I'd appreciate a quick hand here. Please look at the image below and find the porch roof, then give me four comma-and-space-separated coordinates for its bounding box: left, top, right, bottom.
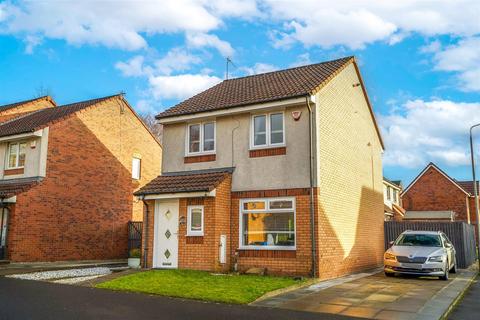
134, 167, 234, 196
0, 177, 43, 199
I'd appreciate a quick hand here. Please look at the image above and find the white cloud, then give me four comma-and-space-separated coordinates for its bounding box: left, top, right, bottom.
265, 0, 480, 49
148, 74, 221, 100
431, 37, 480, 92
0, 0, 239, 51
154, 48, 202, 75
23, 34, 42, 54
241, 63, 277, 75
115, 56, 149, 77
186, 33, 234, 57
420, 40, 442, 54
381, 99, 480, 168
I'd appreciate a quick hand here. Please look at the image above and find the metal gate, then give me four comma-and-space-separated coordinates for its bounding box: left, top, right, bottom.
0, 208, 9, 260
128, 221, 143, 255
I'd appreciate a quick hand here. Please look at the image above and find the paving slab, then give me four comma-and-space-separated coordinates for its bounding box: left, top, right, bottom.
252, 266, 478, 320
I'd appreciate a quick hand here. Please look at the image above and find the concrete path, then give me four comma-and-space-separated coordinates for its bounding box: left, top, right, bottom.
0, 277, 356, 320
449, 276, 480, 320
253, 269, 478, 320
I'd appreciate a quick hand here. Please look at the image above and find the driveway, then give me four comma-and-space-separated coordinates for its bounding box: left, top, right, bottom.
253, 269, 477, 320
0, 277, 355, 320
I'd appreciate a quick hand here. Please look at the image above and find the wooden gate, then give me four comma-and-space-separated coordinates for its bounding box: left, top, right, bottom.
384, 221, 477, 268
0, 208, 9, 260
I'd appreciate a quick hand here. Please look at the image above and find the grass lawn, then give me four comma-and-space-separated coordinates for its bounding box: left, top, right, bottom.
96, 269, 306, 304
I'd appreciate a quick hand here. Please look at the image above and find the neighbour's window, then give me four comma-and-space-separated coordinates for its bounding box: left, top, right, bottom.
387, 187, 391, 201
187, 122, 215, 154
252, 112, 284, 148
132, 157, 141, 180
393, 189, 398, 203
6, 141, 27, 169
240, 198, 295, 249
187, 205, 204, 236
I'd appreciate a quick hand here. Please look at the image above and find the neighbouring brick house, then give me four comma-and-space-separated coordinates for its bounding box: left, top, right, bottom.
0, 94, 162, 262
383, 178, 405, 221
402, 162, 478, 223
135, 56, 385, 279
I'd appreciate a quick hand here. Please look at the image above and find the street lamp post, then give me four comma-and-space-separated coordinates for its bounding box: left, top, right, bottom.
469, 124, 480, 269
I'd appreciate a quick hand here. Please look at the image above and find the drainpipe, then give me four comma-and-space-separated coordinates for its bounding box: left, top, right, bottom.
306, 96, 317, 278
141, 195, 150, 268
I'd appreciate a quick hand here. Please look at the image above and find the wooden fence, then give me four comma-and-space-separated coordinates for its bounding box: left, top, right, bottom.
384, 221, 477, 268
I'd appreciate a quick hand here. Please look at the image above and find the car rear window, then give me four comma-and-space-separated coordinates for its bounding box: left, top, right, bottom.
395, 234, 442, 247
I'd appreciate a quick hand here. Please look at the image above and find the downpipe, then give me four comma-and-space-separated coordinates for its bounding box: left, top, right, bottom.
142, 196, 150, 268
306, 96, 317, 278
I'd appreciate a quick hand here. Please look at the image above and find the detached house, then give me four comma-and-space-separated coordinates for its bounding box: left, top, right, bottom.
0, 94, 161, 262
402, 162, 478, 223
136, 57, 385, 279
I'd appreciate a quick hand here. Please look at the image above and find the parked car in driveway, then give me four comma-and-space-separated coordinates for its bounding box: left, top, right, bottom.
384, 230, 457, 280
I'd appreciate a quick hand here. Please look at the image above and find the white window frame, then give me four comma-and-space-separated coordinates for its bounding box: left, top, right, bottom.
187, 205, 204, 236
185, 121, 216, 156
132, 157, 141, 180
250, 111, 285, 150
239, 197, 296, 250
6, 141, 27, 169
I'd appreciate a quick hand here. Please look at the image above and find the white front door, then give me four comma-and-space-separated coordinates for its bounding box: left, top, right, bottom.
153, 199, 179, 268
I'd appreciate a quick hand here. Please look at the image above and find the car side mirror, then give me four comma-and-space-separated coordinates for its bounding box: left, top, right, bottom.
445, 243, 452, 248
389, 241, 394, 247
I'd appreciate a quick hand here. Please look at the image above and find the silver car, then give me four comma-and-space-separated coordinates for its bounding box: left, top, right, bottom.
384, 230, 457, 280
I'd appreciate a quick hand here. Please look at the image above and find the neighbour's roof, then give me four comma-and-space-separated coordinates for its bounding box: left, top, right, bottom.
0, 96, 56, 112
383, 178, 402, 189
0, 177, 43, 198
134, 168, 234, 196
404, 211, 454, 221
156, 57, 354, 119
455, 181, 480, 195
402, 162, 472, 196
0, 94, 121, 138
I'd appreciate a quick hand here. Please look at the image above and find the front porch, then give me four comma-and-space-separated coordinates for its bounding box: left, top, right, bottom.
135, 168, 313, 276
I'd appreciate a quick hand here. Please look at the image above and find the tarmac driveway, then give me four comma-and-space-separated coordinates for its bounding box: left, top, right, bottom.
253, 269, 477, 320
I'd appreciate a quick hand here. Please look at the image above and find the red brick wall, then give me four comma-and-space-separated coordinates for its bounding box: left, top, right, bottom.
7, 99, 161, 262
231, 188, 313, 276
402, 167, 470, 221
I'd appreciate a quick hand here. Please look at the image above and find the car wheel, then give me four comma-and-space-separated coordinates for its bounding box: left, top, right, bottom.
385, 272, 394, 277
440, 261, 449, 281
451, 257, 457, 274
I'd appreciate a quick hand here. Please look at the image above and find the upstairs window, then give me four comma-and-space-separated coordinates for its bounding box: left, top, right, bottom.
251, 112, 284, 148
132, 157, 141, 180
7, 141, 26, 169
187, 122, 215, 155
387, 186, 391, 201
393, 189, 398, 203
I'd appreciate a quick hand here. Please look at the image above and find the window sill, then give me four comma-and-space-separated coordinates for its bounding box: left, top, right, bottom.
4, 168, 25, 176
249, 147, 286, 158
238, 246, 296, 251
184, 154, 216, 163
237, 249, 296, 258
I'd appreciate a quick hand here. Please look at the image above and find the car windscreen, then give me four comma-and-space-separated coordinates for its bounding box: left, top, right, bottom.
394, 234, 442, 247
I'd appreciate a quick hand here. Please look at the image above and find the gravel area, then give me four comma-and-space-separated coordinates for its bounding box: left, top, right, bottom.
6, 267, 112, 281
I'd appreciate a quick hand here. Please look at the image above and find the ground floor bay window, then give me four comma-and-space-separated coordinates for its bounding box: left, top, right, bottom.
240, 198, 295, 249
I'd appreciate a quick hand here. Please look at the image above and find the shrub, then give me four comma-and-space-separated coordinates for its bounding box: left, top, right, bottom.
129, 248, 141, 258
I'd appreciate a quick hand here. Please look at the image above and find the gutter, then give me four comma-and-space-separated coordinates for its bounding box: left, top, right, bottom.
141, 196, 150, 268
306, 96, 317, 278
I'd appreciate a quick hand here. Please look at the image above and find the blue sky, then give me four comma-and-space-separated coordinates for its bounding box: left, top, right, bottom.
0, 1, 479, 185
